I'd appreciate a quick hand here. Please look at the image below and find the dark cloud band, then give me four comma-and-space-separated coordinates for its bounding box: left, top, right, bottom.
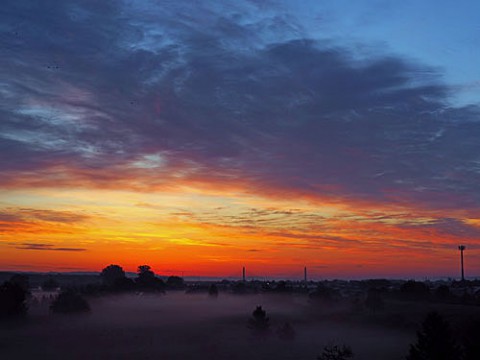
1, 0, 479, 213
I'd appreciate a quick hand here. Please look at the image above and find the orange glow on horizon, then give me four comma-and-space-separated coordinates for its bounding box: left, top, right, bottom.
2, 182, 479, 279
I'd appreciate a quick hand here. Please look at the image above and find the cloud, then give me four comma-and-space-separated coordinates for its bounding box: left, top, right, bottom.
0, 208, 89, 224
14, 243, 86, 252
399, 217, 480, 240
169, 206, 323, 229
1, 0, 480, 214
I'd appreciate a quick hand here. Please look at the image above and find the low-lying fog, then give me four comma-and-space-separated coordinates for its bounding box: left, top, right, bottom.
0, 292, 413, 359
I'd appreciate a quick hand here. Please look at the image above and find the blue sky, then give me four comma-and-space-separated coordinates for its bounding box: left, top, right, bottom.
280, 0, 480, 106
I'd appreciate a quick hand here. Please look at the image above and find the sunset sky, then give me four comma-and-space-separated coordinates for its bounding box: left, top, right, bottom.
1, 0, 480, 279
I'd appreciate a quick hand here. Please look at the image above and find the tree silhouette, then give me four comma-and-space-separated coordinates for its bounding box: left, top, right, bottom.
101, 264, 126, 288
0, 281, 28, 318
50, 290, 90, 314
135, 265, 164, 291
406, 311, 461, 360
166, 275, 185, 289
100, 264, 135, 291
137, 265, 154, 278
317, 343, 354, 360
248, 305, 270, 333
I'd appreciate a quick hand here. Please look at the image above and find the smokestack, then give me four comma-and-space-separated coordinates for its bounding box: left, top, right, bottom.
242, 266, 246, 282
458, 245, 466, 282
304, 266, 307, 285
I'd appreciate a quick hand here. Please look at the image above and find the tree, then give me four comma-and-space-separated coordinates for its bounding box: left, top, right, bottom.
137, 265, 154, 279
317, 343, 354, 360
0, 281, 28, 318
101, 264, 126, 287
166, 275, 185, 289
247, 305, 270, 332
50, 290, 90, 314
406, 312, 461, 360
135, 265, 164, 291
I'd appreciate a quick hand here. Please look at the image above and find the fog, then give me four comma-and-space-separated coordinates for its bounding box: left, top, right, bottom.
0, 292, 414, 359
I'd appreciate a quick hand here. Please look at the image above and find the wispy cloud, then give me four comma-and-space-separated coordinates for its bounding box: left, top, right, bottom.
0, 208, 90, 224
14, 243, 86, 252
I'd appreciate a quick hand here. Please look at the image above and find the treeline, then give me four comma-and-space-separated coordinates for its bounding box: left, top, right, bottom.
99, 264, 185, 292
3, 268, 480, 320
0, 264, 186, 317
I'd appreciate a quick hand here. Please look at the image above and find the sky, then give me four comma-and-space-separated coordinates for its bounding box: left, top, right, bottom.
1, 0, 480, 279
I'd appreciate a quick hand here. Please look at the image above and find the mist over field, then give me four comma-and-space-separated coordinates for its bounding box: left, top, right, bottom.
0, 292, 414, 359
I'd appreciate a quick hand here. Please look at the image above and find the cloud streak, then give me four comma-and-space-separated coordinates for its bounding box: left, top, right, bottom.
0, 208, 90, 224
14, 243, 86, 252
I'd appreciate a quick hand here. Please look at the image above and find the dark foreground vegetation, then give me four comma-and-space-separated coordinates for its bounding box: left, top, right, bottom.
2, 265, 480, 359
